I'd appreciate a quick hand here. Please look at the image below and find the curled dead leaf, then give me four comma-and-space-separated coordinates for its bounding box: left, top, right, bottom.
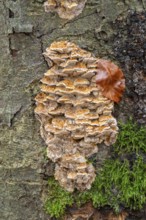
96, 59, 125, 103
65, 202, 128, 220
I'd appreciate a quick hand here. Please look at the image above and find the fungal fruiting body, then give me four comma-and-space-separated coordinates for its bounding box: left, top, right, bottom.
44, 0, 87, 20
35, 41, 125, 192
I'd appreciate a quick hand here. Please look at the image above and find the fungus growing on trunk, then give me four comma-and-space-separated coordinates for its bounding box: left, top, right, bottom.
44, 0, 87, 20
34, 41, 125, 192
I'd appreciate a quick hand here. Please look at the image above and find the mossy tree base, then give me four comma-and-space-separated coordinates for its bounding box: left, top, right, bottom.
45, 120, 146, 219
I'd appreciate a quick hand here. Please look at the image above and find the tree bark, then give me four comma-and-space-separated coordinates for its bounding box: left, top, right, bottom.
0, 0, 145, 219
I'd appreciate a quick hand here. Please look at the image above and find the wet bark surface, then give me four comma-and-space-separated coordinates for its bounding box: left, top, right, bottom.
0, 0, 145, 219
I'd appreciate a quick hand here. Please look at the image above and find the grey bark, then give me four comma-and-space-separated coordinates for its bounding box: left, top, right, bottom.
0, 0, 145, 219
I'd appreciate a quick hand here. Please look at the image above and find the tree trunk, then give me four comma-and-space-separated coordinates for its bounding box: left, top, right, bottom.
0, 0, 145, 219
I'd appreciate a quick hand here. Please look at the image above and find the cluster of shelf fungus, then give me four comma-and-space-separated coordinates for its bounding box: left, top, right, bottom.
44, 0, 87, 20
35, 41, 125, 192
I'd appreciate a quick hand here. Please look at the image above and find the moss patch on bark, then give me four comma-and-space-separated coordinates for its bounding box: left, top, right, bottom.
44, 119, 146, 218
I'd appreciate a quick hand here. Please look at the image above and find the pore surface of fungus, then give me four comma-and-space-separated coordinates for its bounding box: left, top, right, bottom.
35, 41, 125, 192
44, 0, 87, 20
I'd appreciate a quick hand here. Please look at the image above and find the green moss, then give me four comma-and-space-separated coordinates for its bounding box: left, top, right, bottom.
45, 177, 73, 218
45, 157, 146, 217
75, 156, 146, 212
44, 120, 146, 218
114, 119, 146, 154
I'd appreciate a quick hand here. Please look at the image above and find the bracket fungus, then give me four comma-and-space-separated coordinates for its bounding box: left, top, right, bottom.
35, 41, 125, 192
44, 0, 87, 20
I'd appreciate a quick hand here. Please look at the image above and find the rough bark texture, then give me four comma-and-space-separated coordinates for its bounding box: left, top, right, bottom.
0, 0, 145, 220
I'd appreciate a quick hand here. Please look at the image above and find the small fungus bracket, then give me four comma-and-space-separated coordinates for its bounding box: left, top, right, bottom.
44, 0, 87, 20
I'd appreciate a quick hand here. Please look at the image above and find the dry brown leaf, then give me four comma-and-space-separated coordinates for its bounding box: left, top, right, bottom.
106, 211, 128, 220
65, 202, 128, 220
96, 59, 125, 103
